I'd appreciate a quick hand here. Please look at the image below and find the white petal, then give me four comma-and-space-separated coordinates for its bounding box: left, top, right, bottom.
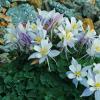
80, 78, 89, 87
66, 71, 75, 79
95, 74, 100, 83
41, 40, 48, 48
63, 39, 67, 47
87, 70, 95, 86
34, 46, 41, 52
90, 87, 96, 91
76, 64, 81, 71
76, 76, 82, 81
58, 25, 65, 35
87, 79, 95, 86
18, 23, 25, 33
48, 50, 60, 58
82, 65, 92, 72
28, 52, 42, 59
71, 57, 79, 67
72, 79, 78, 88
41, 39, 52, 49
39, 57, 46, 64
95, 91, 100, 100
71, 17, 76, 24
65, 18, 71, 30
81, 71, 87, 77
81, 88, 94, 97
69, 65, 76, 73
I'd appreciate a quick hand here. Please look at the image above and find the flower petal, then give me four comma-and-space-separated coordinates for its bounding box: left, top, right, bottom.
80, 78, 89, 87
48, 50, 60, 58
81, 88, 94, 97
81, 71, 87, 77
69, 65, 76, 73
71, 17, 76, 24
39, 57, 46, 64
66, 71, 75, 79
72, 79, 78, 88
71, 57, 79, 67
34, 46, 41, 52
95, 91, 100, 100
28, 52, 42, 59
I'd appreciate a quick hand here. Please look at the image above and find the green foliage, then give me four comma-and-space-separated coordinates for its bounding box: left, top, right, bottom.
0, 52, 95, 100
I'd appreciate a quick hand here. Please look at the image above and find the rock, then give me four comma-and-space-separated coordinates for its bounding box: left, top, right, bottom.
6, 4, 37, 25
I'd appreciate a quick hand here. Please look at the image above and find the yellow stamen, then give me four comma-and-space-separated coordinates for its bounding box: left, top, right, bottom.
34, 36, 42, 43
65, 32, 73, 41
95, 46, 100, 52
95, 83, 100, 89
75, 71, 81, 77
72, 23, 78, 30
31, 24, 37, 30
40, 48, 48, 56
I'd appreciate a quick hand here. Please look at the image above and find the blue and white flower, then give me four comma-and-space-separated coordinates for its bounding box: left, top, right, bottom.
28, 39, 60, 70
66, 58, 88, 88
38, 9, 63, 30
86, 37, 100, 57
81, 69, 100, 100
55, 18, 78, 49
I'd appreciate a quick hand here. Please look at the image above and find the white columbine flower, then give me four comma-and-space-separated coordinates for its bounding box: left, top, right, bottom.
66, 58, 88, 88
28, 39, 60, 70
25, 20, 48, 45
81, 69, 100, 100
87, 37, 100, 57
70, 17, 83, 35
56, 18, 78, 49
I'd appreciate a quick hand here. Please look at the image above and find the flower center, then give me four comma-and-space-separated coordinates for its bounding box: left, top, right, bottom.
72, 23, 78, 30
95, 46, 100, 52
40, 47, 48, 56
31, 24, 37, 30
75, 71, 81, 77
34, 36, 42, 43
95, 83, 100, 89
65, 32, 73, 41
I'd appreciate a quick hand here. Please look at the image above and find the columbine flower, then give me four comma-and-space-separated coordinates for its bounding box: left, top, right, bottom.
87, 37, 100, 57
31, 29, 47, 44
81, 69, 100, 100
66, 58, 88, 88
28, 39, 60, 70
38, 9, 63, 30
93, 63, 100, 74
29, 20, 48, 45
70, 17, 83, 35
55, 18, 78, 50
16, 22, 32, 46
